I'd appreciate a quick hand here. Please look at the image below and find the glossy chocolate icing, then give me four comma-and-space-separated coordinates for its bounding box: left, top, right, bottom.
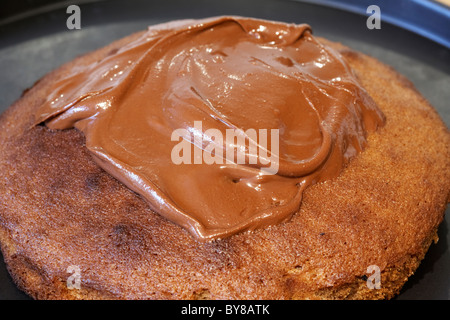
35, 16, 385, 241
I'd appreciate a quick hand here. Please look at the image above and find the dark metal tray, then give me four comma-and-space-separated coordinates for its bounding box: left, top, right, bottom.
0, 0, 448, 300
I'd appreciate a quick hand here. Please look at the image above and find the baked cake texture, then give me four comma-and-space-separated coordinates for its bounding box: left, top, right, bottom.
0, 17, 448, 300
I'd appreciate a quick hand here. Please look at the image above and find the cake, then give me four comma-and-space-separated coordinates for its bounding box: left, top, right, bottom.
0, 16, 448, 300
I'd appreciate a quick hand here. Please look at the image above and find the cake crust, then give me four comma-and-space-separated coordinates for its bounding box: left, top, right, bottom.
0, 28, 448, 300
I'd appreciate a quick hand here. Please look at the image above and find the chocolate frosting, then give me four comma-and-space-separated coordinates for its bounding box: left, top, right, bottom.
35, 16, 385, 241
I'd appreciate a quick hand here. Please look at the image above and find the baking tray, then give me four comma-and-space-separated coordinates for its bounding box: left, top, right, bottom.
0, 0, 448, 300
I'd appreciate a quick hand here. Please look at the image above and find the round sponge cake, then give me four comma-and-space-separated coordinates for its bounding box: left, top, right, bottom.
0, 22, 448, 300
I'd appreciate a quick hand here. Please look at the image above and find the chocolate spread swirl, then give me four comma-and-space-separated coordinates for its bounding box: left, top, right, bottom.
35, 16, 385, 241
